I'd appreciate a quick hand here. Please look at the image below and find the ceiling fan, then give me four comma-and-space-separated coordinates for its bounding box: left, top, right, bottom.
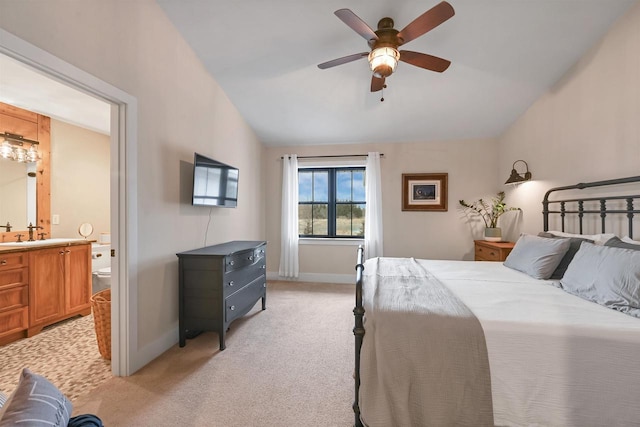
317, 1, 455, 93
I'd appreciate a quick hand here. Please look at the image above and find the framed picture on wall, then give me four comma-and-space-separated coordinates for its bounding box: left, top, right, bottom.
402, 173, 448, 211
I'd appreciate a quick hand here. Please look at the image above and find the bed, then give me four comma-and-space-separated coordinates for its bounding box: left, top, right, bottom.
353, 176, 640, 427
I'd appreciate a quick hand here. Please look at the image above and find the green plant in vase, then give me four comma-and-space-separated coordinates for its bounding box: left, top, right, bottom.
459, 191, 520, 241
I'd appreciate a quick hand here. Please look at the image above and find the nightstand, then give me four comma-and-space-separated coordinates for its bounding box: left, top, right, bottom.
474, 240, 515, 261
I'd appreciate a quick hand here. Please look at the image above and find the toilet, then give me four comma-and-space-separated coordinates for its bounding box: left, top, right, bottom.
91, 243, 111, 294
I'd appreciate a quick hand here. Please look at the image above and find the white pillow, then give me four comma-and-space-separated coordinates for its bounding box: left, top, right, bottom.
621, 236, 640, 245
547, 230, 616, 245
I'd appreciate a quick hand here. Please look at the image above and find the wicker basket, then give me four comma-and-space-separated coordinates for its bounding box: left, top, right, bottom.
91, 288, 111, 360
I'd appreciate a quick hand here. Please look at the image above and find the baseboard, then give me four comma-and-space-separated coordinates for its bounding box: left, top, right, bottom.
267, 271, 353, 284
131, 325, 179, 374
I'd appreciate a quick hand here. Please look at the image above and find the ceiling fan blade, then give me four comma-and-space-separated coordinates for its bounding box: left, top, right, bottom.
371, 75, 385, 92
399, 50, 451, 72
334, 9, 378, 42
397, 1, 455, 45
318, 52, 369, 69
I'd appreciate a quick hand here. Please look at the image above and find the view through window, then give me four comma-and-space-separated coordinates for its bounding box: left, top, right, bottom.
298, 167, 366, 237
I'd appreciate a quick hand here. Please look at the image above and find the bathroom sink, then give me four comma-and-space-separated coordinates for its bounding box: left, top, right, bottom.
0, 238, 86, 247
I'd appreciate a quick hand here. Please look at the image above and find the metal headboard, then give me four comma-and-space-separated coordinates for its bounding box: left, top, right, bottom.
542, 175, 640, 239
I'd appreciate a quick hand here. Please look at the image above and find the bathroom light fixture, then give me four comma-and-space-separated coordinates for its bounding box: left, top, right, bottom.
368, 46, 400, 78
505, 160, 532, 185
0, 132, 41, 163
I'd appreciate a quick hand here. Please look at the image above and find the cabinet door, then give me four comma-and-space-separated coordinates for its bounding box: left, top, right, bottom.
65, 244, 91, 313
29, 247, 65, 326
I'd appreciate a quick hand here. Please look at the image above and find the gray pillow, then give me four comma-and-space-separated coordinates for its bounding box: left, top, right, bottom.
605, 236, 640, 251
560, 242, 640, 318
0, 368, 72, 427
504, 234, 571, 279
538, 232, 594, 279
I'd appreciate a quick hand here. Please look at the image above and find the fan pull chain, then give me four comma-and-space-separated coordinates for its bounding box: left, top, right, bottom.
380, 84, 387, 102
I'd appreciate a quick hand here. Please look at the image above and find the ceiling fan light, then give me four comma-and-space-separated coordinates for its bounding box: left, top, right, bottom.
368, 47, 399, 78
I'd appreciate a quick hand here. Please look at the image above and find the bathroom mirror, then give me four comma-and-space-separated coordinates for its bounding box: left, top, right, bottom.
0, 161, 37, 231
0, 102, 51, 242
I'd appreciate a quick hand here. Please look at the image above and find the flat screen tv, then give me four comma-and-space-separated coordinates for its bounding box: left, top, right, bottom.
192, 152, 239, 207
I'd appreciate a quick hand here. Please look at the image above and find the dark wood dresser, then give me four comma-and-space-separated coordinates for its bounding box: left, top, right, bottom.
176, 240, 267, 350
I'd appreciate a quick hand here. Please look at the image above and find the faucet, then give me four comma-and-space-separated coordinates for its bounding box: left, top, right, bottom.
0, 222, 11, 232
26, 222, 43, 242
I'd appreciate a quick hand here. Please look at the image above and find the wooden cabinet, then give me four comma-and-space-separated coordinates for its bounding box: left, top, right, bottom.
0, 242, 91, 343
0, 252, 29, 344
177, 241, 267, 350
474, 240, 515, 262
27, 243, 91, 336
65, 244, 92, 314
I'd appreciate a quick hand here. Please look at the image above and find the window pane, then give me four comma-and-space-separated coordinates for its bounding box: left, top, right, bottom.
353, 170, 365, 201
336, 203, 352, 236
336, 170, 352, 202
313, 171, 328, 202
353, 204, 365, 236
336, 203, 366, 236
299, 204, 312, 235
298, 171, 313, 202
312, 204, 328, 235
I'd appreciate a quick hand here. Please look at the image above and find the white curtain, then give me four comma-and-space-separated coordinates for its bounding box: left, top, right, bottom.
279, 154, 299, 278
364, 152, 384, 259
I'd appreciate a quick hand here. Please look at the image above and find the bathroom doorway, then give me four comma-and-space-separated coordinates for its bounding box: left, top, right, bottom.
0, 28, 137, 377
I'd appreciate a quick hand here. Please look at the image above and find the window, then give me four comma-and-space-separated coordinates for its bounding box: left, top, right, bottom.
298, 167, 366, 238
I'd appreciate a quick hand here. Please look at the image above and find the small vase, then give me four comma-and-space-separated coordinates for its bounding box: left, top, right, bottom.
484, 227, 502, 242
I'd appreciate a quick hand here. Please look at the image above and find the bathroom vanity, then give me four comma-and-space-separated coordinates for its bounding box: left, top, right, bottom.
0, 240, 91, 345
177, 240, 267, 350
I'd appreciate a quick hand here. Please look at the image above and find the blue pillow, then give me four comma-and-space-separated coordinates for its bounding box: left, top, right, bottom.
560, 242, 640, 318
0, 369, 72, 427
504, 234, 571, 279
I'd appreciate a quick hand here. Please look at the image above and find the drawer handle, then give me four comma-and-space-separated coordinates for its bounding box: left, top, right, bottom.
262, 265, 266, 269
229, 281, 234, 287
263, 283, 266, 288
248, 255, 253, 261
59, 251, 65, 255
489, 251, 495, 256
0, 259, 6, 265
229, 261, 234, 266
230, 305, 235, 311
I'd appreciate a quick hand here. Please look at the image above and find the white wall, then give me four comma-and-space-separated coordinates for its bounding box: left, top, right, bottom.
265, 138, 500, 280
0, 0, 265, 371
498, 1, 640, 240
50, 119, 110, 239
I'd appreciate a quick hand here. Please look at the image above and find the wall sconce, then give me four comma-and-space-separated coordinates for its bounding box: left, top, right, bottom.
0, 132, 40, 163
505, 160, 532, 185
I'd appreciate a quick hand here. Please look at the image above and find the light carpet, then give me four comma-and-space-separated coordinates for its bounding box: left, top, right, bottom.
73, 280, 355, 426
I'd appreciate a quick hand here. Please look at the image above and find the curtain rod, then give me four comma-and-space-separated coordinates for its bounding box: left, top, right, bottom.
280, 154, 384, 160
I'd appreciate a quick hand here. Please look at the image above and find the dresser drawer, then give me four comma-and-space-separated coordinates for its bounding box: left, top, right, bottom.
225, 275, 266, 322
0, 284, 28, 312
225, 246, 267, 273
475, 245, 502, 261
0, 266, 28, 288
474, 241, 514, 262
0, 253, 28, 272
0, 306, 28, 336
223, 260, 266, 297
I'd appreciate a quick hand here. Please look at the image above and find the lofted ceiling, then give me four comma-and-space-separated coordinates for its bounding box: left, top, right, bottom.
157, 0, 636, 147
0, 1, 635, 146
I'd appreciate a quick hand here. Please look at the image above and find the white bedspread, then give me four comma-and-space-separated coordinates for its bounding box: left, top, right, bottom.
359, 257, 493, 427
411, 259, 640, 427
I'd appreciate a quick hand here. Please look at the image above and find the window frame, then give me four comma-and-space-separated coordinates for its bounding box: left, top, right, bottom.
298, 166, 366, 239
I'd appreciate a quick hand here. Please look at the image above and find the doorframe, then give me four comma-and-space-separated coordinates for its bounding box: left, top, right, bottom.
0, 28, 137, 376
